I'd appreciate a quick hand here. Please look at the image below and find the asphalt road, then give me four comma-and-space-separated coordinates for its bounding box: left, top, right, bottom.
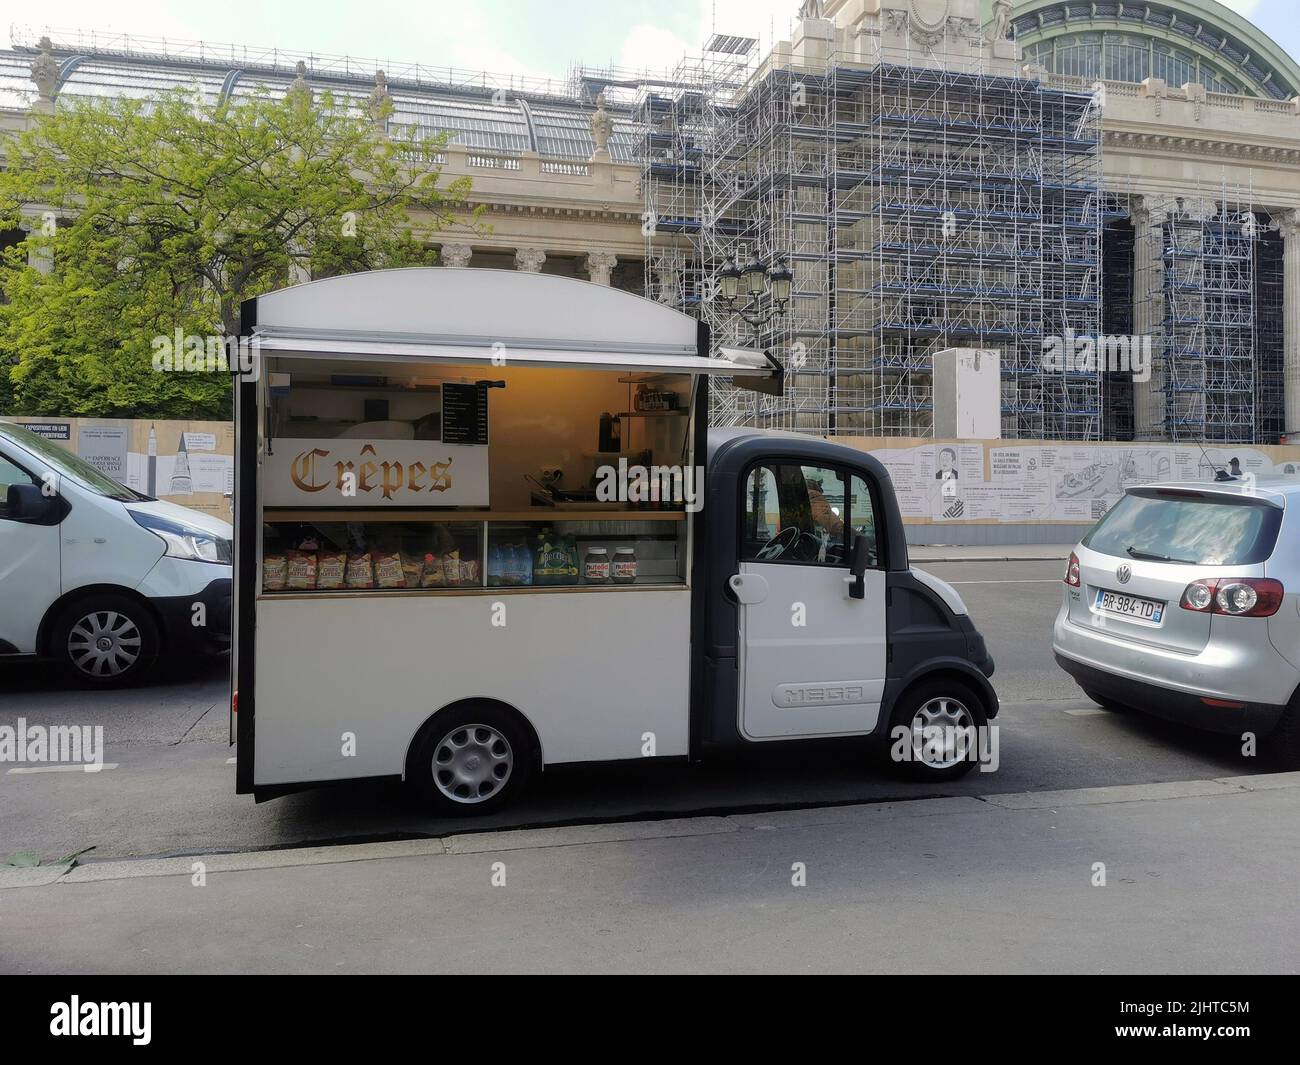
7, 781, 1299, 974
0, 559, 1266, 863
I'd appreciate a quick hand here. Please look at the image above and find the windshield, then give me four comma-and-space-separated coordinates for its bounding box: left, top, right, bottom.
0, 421, 149, 502
1083, 490, 1281, 566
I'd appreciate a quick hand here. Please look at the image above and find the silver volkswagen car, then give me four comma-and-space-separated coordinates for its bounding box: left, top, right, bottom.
1053, 479, 1300, 766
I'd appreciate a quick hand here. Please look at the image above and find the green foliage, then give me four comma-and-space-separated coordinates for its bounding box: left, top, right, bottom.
0, 87, 477, 418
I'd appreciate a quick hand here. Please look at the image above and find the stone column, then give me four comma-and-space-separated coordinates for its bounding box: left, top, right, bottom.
585, 250, 617, 286
1281, 209, 1300, 438
515, 248, 546, 273
1132, 196, 1167, 440
441, 243, 473, 268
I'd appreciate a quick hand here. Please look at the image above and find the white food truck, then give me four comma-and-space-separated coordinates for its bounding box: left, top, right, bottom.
232, 268, 997, 812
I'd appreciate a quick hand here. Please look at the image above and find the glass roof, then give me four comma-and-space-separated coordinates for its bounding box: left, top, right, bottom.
3, 47, 637, 162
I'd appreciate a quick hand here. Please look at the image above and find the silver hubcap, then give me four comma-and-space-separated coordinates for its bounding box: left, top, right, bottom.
68, 611, 142, 677
433, 724, 513, 804
911, 697, 976, 770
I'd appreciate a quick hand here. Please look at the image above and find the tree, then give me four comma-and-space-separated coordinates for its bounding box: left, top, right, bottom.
0, 84, 478, 418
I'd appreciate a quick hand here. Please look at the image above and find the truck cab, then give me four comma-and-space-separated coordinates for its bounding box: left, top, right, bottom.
696, 428, 997, 773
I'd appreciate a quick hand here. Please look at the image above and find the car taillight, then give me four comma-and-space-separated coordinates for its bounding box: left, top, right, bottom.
232, 690, 238, 714
1064, 552, 1081, 587
1180, 578, 1283, 618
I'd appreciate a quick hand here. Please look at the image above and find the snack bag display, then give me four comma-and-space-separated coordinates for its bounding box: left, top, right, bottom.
459, 557, 480, 586
263, 555, 288, 591
286, 550, 318, 591
345, 552, 375, 589
374, 551, 406, 589
441, 549, 461, 586
317, 551, 347, 590
419, 552, 445, 588
400, 552, 425, 588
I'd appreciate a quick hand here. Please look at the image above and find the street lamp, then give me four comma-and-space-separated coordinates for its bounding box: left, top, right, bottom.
715, 246, 793, 328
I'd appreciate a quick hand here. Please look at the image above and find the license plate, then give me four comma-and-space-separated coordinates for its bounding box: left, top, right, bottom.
1095, 588, 1165, 623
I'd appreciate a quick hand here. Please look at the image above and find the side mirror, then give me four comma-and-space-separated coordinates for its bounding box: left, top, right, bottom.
848, 532, 871, 600
8, 483, 59, 523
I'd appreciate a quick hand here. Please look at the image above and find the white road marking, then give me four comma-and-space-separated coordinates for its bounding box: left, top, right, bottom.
1064, 707, 1107, 717
7, 763, 120, 775
226, 758, 238, 765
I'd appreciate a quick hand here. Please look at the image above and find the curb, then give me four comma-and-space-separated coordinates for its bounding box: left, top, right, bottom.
12, 771, 1300, 889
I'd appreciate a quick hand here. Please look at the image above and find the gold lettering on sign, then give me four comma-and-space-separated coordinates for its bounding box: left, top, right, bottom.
358, 444, 378, 494
290, 449, 331, 492
381, 462, 407, 500
407, 461, 426, 491
429, 460, 453, 493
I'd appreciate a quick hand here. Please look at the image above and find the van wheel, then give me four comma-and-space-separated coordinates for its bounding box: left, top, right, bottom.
407, 703, 536, 815
887, 678, 987, 782
52, 594, 159, 688
1083, 688, 1129, 713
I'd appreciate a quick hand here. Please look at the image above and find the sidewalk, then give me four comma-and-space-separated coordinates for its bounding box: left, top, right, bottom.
909, 543, 1073, 563
3, 772, 1298, 973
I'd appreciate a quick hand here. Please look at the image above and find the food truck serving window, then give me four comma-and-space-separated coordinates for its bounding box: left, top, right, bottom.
258, 358, 696, 596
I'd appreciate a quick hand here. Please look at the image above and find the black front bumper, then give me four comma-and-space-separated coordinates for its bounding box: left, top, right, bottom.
154, 578, 232, 656
1055, 652, 1287, 737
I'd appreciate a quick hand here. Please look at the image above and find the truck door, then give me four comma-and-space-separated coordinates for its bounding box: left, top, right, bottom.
0, 450, 62, 655
730, 462, 887, 739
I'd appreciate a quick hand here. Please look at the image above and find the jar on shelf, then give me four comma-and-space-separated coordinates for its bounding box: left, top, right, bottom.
612, 546, 638, 584
584, 546, 610, 584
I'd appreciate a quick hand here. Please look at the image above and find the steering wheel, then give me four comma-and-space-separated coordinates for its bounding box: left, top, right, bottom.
755, 525, 800, 561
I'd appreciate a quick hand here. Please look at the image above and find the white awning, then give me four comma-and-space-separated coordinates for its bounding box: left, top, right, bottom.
251, 330, 777, 377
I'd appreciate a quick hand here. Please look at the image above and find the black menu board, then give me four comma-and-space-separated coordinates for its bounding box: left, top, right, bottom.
441, 382, 489, 445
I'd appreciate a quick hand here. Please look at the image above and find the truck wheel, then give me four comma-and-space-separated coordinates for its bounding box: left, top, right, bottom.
52, 594, 159, 688
407, 703, 536, 815
887, 678, 988, 782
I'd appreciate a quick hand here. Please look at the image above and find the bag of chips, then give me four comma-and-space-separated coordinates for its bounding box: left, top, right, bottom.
263, 555, 288, 591
400, 552, 424, 588
374, 551, 406, 589
317, 551, 347, 590
345, 552, 375, 589
419, 552, 445, 588
286, 550, 318, 591
441, 549, 461, 586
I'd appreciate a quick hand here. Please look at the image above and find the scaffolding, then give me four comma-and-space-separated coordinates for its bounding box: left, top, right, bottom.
634, 36, 1106, 439
1137, 182, 1260, 443
1255, 215, 1285, 444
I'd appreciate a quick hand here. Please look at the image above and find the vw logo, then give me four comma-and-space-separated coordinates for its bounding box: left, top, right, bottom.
1116, 564, 1132, 585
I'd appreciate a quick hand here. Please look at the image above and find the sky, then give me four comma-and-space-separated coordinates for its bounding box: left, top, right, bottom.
9, 1, 1300, 87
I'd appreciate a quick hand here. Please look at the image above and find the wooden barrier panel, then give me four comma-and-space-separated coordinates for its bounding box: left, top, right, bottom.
8, 418, 235, 520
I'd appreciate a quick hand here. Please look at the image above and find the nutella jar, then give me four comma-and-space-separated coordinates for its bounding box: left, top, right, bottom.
584, 547, 610, 584
612, 547, 638, 584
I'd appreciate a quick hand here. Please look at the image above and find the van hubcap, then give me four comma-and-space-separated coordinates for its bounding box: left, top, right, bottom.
432, 725, 513, 804
910, 697, 976, 770
68, 611, 142, 677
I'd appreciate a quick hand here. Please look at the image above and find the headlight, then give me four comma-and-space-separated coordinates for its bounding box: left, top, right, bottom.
131, 511, 232, 564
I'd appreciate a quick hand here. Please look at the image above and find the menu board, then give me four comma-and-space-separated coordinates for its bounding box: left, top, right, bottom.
441, 383, 489, 446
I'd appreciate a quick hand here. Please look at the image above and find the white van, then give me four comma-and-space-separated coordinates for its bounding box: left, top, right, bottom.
0, 420, 232, 686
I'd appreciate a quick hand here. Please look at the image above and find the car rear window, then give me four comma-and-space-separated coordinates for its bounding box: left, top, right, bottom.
1083, 491, 1282, 566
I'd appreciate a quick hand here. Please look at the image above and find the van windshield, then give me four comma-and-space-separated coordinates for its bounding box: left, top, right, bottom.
0, 421, 149, 503
1083, 490, 1281, 566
